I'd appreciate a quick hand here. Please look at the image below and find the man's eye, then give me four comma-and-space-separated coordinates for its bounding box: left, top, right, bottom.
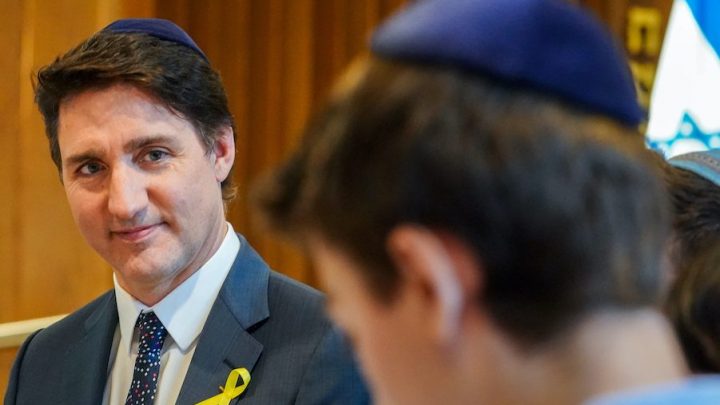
79, 161, 104, 175
145, 149, 169, 162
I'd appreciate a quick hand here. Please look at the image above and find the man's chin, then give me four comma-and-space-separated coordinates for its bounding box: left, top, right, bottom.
113, 255, 178, 285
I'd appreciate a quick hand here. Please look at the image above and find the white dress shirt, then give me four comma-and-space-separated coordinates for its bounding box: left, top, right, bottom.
102, 223, 240, 405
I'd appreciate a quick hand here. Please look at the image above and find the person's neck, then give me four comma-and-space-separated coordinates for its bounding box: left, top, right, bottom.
462, 309, 688, 405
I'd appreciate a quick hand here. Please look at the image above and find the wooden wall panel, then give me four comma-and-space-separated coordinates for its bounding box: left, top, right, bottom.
0, 348, 17, 396
0, 0, 23, 326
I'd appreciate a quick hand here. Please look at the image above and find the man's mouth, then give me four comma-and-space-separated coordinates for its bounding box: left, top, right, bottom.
111, 223, 162, 242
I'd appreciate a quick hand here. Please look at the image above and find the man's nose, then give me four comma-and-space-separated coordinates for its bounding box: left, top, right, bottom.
107, 165, 148, 221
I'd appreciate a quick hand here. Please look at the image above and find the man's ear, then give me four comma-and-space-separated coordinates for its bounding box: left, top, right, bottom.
211, 126, 235, 182
386, 225, 483, 346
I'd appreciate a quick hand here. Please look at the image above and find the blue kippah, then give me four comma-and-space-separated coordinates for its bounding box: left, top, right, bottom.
669, 149, 720, 187
102, 18, 208, 62
371, 0, 642, 126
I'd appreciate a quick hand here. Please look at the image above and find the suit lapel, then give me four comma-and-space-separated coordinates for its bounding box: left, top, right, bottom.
60, 291, 118, 404
176, 234, 271, 404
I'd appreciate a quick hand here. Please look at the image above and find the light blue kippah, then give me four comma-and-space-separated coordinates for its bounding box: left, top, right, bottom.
668, 149, 720, 187
103, 18, 208, 62
371, 0, 642, 126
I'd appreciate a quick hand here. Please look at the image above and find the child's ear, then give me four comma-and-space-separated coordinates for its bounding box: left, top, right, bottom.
386, 225, 483, 345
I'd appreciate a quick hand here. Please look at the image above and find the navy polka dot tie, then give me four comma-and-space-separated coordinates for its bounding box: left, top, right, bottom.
125, 311, 168, 405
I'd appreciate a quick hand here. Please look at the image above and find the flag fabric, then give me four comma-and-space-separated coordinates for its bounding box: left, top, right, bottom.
646, 0, 720, 157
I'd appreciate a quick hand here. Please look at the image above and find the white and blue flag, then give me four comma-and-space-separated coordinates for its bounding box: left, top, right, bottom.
646, 0, 720, 157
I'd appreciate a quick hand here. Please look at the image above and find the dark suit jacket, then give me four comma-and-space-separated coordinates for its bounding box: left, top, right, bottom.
4, 235, 369, 404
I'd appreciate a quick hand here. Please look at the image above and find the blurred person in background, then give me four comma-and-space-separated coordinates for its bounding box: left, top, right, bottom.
666, 238, 720, 374
662, 150, 720, 374
257, 0, 720, 404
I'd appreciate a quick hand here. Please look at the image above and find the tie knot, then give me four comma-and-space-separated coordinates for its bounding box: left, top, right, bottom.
136, 311, 168, 343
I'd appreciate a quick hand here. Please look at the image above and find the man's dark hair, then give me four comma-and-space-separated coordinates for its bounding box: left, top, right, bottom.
35, 31, 236, 200
257, 59, 670, 347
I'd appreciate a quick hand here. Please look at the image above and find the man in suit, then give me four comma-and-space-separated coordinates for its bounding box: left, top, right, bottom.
4, 18, 368, 405
257, 0, 720, 404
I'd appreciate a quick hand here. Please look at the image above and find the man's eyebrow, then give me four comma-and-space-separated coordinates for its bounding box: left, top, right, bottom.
124, 135, 179, 153
64, 150, 103, 168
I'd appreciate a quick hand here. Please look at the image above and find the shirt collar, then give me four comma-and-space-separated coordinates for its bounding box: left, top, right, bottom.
114, 222, 240, 354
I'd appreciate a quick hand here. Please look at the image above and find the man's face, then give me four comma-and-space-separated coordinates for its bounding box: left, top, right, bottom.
311, 237, 440, 405
57, 84, 233, 301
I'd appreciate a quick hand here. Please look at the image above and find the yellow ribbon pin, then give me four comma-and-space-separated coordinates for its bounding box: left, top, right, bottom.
195, 368, 251, 405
